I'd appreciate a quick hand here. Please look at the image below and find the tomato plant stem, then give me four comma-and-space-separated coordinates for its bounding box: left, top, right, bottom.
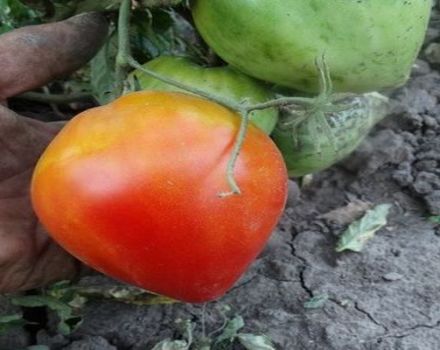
115, 0, 132, 95
16, 92, 93, 104
126, 57, 239, 108
247, 97, 315, 111
218, 111, 250, 197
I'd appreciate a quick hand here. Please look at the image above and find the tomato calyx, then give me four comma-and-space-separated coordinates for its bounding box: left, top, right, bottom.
277, 56, 357, 158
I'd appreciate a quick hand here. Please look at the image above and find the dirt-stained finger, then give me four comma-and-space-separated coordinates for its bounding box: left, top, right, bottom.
0, 12, 108, 100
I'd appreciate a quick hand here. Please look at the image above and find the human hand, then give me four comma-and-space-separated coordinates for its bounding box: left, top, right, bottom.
0, 12, 108, 292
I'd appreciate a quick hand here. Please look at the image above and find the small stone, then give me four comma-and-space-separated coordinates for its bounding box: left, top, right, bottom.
393, 170, 414, 187
412, 172, 440, 195
425, 26, 440, 45
410, 73, 440, 99
62, 336, 117, 350
417, 138, 440, 160
320, 199, 371, 226
400, 132, 419, 147
425, 43, 440, 65
36, 331, 68, 349
396, 88, 437, 115
414, 160, 437, 172
423, 115, 438, 128
383, 272, 404, 282
390, 249, 401, 257
264, 259, 299, 281
393, 162, 414, 187
411, 59, 431, 76
425, 129, 437, 138
345, 130, 414, 175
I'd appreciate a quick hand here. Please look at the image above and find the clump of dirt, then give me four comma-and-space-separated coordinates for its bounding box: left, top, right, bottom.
389, 71, 440, 215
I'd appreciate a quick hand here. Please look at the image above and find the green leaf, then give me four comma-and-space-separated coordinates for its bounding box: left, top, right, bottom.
0, 23, 14, 34
214, 315, 245, 344
304, 294, 329, 309
11, 295, 73, 319
18, 0, 51, 14
90, 30, 118, 105
151, 339, 189, 350
237, 334, 276, 350
429, 216, 440, 224
48, 280, 72, 291
70, 0, 182, 15
49, 1, 77, 21
11, 294, 83, 335
57, 320, 71, 336
67, 294, 88, 309
336, 204, 392, 252
75, 0, 122, 13
27, 345, 51, 350
46, 280, 73, 301
0, 314, 22, 323
0, 313, 26, 334
73, 283, 176, 305
57, 316, 83, 336
131, 8, 205, 63
140, 0, 182, 7
0, 0, 41, 32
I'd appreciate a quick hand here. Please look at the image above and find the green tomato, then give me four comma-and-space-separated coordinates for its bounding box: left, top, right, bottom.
272, 93, 389, 177
130, 56, 278, 134
192, 0, 432, 93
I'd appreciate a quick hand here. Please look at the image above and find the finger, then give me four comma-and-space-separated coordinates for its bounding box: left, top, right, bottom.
0, 105, 62, 180
0, 12, 109, 100
0, 207, 79, 293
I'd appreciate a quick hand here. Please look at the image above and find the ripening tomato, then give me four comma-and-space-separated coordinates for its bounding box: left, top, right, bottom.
192, 0, 432, 93
31, 91, 288, 303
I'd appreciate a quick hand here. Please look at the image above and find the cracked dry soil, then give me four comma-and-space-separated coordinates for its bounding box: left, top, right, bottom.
2, 7, 440, 350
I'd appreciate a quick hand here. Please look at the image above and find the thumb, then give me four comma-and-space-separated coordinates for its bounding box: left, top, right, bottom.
0, 105, 62, 180
0, 12, 109, 100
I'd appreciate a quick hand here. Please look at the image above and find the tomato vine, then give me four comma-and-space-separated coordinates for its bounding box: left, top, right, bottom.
114, 0, 347, 195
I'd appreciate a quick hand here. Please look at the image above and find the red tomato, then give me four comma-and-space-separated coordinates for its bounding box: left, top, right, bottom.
31, 91, 287, 303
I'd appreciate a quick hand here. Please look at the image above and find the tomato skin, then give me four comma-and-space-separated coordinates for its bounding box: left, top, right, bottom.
31, 91, 287, 303
192, 0, 432, 93
131, 56, 278, 134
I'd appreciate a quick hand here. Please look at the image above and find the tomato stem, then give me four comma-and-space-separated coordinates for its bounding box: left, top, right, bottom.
126, 57, 240, 108
218, 110, 250, 197
16, 92, 93, 105
246, 97, 315, 111
115, 0, 132, 95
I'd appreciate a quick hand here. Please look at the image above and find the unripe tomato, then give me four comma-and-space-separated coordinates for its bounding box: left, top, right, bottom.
272, 93, 389, 177
192, 0, 432, 93
130, 56, 278, 134
31, 91, 288, 303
